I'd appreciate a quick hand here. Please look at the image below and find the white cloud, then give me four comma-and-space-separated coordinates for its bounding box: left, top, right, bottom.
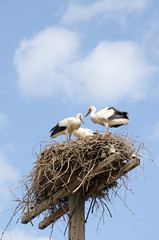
14, 26, 80, 98
14, 27, 156, 104
62, 0, 147, 24
0, 114, 8, 131
71, 40, 156, 104
2, 228, 49, 240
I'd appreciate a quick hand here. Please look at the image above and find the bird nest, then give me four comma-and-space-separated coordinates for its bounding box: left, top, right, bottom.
20, 134, 143, 216
0, 133, 147, 240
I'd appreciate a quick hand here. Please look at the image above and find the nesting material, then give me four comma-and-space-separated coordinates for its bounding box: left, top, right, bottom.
21, 134, 141, 210
0, 133, 145, 240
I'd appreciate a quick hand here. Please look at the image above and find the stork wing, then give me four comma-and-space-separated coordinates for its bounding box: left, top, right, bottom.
58, 117, 75, 127
108, 109, 129, 120
50, 117, 74, 137
50, 123, 67, 137
96, 107, 115, 120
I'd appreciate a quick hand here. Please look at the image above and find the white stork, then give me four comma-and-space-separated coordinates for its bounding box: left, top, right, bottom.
73, 127, 97, 139
85, 106, 129, 135
50, 113, 84, 141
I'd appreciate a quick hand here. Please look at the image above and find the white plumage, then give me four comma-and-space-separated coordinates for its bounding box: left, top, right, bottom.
85, 106, 129, 134
50, 113, 84, 141
73, 127, 96, 139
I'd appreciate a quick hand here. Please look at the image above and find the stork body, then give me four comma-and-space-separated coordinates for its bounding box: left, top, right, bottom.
85, 106, 129, 134
50, 113, 84, 141
73, 127, 97, 139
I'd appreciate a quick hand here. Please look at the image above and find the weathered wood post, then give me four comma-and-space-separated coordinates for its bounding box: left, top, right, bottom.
69, 189, 85, 240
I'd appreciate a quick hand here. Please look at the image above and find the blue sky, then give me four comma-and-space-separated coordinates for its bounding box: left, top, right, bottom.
0, 0, 159, 239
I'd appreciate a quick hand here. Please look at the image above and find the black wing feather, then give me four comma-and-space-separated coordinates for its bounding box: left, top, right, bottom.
50, 123, 67, 137
108, 108, 129, 120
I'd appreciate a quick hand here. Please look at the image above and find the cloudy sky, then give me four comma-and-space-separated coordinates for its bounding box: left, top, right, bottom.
0, 0, 159, 239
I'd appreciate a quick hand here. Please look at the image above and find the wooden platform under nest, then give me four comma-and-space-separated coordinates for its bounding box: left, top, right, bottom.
21, 134, 140, 230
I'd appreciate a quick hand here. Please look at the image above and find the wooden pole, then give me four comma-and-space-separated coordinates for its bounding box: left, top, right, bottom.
69, 189, 85, 240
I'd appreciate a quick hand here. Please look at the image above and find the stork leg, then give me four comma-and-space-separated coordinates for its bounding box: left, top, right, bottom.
68, 134, 72, 142
66, 135, 69, 142
69, 135, 71, 141
105, 127, 112, 138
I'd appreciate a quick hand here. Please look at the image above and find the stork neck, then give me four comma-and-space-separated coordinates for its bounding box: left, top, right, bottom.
76, 114, 80, 119
90, 107, 96, 115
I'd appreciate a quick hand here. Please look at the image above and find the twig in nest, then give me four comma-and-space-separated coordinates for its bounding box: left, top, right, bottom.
85, 198, 94, 223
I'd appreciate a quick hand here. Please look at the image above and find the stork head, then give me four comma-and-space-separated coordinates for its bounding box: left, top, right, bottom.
85, 106, 96, 117
76, 113, 84, 124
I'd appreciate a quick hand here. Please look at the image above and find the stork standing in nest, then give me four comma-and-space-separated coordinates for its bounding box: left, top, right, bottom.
50, 113, 84, 141
85, 106, 129, 136
73, 127, 97, 139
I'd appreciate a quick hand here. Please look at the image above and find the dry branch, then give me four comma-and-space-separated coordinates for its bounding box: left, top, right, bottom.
38, 204, 69, 229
